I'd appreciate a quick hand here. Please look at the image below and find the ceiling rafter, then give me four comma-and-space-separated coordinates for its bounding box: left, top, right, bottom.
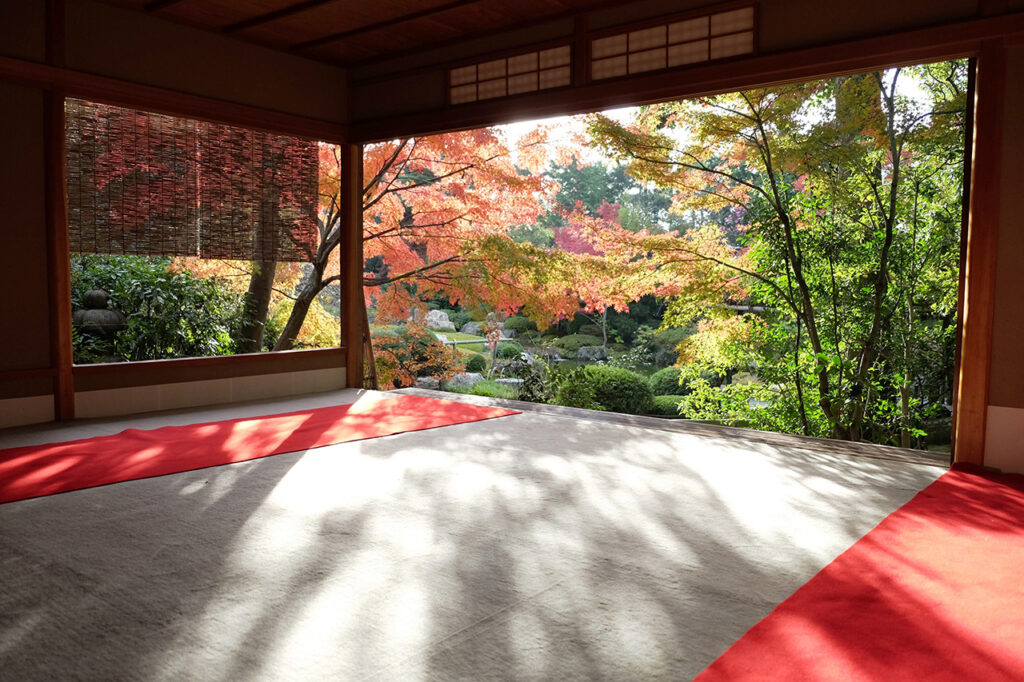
290, 0, 488, 53
222, 0, 337, 35
344, 0, 628, 72
144, 0, 186, 12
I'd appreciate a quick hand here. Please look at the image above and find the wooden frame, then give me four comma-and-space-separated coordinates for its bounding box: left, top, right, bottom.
3, 0, 353, 420
0, 56, 348, 143
340, 142, 364, 388
1, 0, 1013, 453
45, 0, 74, 420
953, 41, 1004, 464
349, 10, 1024, 141
73, 348, 345, 392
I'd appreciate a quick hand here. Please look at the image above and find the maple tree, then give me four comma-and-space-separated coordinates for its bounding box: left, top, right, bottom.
270, 127, 652, 354
587, 62, 966, 445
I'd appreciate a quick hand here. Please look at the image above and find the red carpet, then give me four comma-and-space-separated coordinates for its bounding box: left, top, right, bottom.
0, 395, 518, 504
696, 464, 1024, 681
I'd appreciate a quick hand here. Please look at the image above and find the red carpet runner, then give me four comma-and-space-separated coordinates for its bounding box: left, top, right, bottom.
696, 464, 1024, 681
0, 395, 518, 504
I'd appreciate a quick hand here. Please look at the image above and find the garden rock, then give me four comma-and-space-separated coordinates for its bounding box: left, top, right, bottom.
415, 376, 441, 390
426, 309, 456, 331
447, 372, 484, 389
577, 346, 608, 362
460, 321, 482, 335
500, 329, 515, 338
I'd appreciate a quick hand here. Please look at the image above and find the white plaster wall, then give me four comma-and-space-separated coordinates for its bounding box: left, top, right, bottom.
984, 405, 1024, 473
0, 395, 54, 429
73, 368, 346, 421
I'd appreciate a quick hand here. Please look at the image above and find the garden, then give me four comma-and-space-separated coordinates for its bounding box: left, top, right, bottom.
69, 60, 966, 451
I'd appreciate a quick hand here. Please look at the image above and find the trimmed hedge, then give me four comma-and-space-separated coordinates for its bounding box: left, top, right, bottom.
496, 341, 524, 359
583, 365, 653, 415
553, 333, 603, 355
649, 366, 688, 396
503, 315, 537, 333
465, 353, 487, 373
650, 395, 686, 416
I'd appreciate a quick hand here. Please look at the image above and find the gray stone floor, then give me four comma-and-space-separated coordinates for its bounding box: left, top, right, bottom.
0, 389, 945, 681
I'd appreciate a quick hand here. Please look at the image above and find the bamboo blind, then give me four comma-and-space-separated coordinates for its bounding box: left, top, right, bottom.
65, 98, 319, 262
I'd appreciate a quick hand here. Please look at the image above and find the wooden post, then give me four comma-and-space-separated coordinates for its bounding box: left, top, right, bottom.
45, 0, 74, 420
954, 41, 1005, 464
340, 142, 364, 388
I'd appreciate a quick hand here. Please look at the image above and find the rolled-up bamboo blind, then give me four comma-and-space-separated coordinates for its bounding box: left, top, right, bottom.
65, 98, 319, 262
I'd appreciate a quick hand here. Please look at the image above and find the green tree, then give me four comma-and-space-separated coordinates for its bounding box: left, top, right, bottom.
587, 61, 966, 446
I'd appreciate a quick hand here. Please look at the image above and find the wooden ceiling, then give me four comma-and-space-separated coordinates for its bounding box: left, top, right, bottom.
101, 0, 618, 67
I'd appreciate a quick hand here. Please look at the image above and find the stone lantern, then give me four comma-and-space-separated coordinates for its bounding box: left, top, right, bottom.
72, 289, 127, 339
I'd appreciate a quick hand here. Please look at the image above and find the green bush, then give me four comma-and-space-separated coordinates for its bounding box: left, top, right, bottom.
503, 315, 536, 333
471, 380, 518, 399
70, 254, 242, 363
652, 327, 693, 366
465, 353, 487, 373
553, 333, 603, 355
650, 395, 686, 416
448, 310, 471, 330
496, 341, 524, 359
447, 379, 517, 400
649, 366, 689, 396
583, 365, 654, 415
551, 366, 602, 410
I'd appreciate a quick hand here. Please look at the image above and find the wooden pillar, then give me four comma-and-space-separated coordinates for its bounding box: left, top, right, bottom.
954, 41, 1005, 464
45, 0, 74, 420
340, 142, 364, 388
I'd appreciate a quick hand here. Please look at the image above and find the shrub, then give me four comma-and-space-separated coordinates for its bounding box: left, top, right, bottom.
608, 314, 639, 344
649, 366, 689, 396
493, 355, 551, 403
503, 315, 536, 333
553, 333, 603, 355
551, 366, 602, 410
471, 380, 518, 399
650, 395, 686, 416
496, 341, 524, 359
448, 310, 471, 330
447, 379, 517, 400
652, 327, 693, 366
70, 254, 242, 362
371, 324, 461, 388
583, 365, 654, 415
465, 353, 487, 373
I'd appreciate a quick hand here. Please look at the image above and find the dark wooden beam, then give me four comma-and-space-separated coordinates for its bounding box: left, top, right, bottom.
145, 0, 187, 12
45, 0, 73, 421
344, 0, 632, 73
349, 10, 1024, 141
222, 0, 337, 35
291, 0, 487, 53
340, 142, 364, 388
954, 41, 1005, 465
950, 55, 976, 464
73, 348, 345, 391
0, 55, 348, 142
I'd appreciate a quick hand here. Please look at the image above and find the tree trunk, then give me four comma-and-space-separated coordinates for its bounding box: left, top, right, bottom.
273, 286, 318, 351
237, 260, 276, 353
